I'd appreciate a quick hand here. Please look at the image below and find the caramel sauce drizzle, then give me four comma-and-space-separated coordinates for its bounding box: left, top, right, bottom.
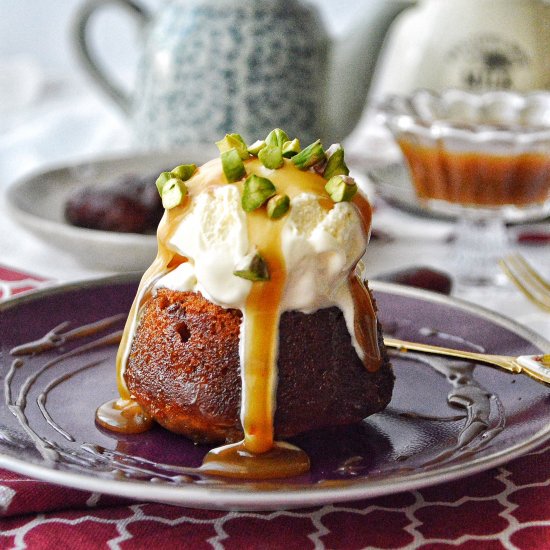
239, 159, 341, 455
99, 158, 380, 479
102, 166, 212, 432
239, 207, 285, 454
349, 274, 381, 372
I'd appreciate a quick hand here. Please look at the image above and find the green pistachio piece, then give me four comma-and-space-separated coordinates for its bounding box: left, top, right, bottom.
258, 145, 284, 169
267, 194, 290, 219
234, 252, 270, 282
155, 171, 173, 195
323, 144, 349, 180
221, 148, 246, 182
241, 174, 276, 212
160, 177, 188, 209
292, 139, 326, 170
282, 138, 301, 158
265, 128, 290, 149
170, 163, 197, 181
541, 354, 550, 366
216, 133, 249, 160
248, 139, 266, 156
325, 175, 358, 202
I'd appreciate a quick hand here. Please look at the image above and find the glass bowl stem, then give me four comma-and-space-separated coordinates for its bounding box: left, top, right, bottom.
451, 211, 509, 287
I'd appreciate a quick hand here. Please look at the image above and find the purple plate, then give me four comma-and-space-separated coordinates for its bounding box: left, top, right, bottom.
1, 275, 549, 511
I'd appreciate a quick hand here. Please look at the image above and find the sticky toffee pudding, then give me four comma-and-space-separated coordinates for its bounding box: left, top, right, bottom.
96, 130, 394, 479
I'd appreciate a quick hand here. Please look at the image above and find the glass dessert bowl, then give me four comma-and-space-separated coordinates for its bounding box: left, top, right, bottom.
377, 89, 550, 286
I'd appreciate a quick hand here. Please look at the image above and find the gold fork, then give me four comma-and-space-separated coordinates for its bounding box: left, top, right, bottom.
384, 337, 550, 387
499, 253, 550, 313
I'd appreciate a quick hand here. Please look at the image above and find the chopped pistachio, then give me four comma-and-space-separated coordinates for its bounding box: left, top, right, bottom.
323, 144, 349, 180
258, 145, 284, 169
542, 354, 550, 366
325, 175, 358, 202
170, 163, 197, 181
155, 171, 173, 195
221, 148, 246, 182
248, 139, 266, 156
216, 133, 249, 160
265, 128, 290, 149
292, 139, 326, 170
242, 174, 276, 212
160, 177, 188, 209
282, 138, 301, 158
267, 194, 290, 219
234, 252, 270, 281
157, 164, 198, 197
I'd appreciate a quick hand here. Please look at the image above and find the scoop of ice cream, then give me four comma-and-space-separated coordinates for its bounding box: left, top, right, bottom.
160, 183, 252, 309
153, 158, 369, 359
280, 193, 366, 313
155, 170, 367, 316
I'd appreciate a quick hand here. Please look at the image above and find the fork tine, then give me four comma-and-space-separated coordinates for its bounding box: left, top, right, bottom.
510, 253, 550, 291
499, 253, 550, 313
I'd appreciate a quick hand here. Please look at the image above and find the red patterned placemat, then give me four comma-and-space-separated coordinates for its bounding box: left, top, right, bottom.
0, 265, 49, 300
1, 265, 550, 549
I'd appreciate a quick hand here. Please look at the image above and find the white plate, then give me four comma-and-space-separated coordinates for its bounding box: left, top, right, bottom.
4, 147, 215, 271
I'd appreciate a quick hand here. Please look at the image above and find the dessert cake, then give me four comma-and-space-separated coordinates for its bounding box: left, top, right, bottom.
97, 130, 394, 478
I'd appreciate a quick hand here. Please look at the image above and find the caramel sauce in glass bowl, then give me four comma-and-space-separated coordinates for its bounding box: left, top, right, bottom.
379, 89, 550, 217
378, 89, 550, 285
398, 140, 550, 209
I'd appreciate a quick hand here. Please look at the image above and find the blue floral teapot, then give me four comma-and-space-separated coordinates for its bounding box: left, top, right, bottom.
74, 0, 411, 148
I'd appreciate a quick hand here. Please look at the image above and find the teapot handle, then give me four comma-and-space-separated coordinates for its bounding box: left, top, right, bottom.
73, 0, 150, 114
